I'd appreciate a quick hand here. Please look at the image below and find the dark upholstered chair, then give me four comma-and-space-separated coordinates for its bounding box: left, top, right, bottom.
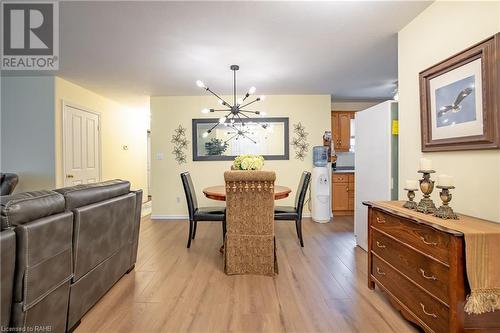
180, 172, 225, 248
0, 173, 19, 195
274, 171, 311, 247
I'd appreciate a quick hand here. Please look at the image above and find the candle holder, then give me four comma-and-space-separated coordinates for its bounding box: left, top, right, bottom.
434, 186, 458, 220
416, 170, 437, 214
403, 188, 417, 210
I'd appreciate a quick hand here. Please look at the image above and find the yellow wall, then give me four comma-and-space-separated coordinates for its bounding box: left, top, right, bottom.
54, 77, 150, 198
398, 1, 500, 222
150, 95, 331, 217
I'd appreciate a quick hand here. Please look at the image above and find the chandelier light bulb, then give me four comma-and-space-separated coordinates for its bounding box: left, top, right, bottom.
260, 111, 267, 116
196, 80, 205, 88
219, 116, 227, 124
249, 86, 256, 94
202, 132, 209, 138
201, 108, 210, 114
259, 95, 266, 101
218, 99, 224, 105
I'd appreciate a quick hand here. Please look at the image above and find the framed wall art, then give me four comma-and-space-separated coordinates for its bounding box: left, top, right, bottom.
419, 33, 499, 151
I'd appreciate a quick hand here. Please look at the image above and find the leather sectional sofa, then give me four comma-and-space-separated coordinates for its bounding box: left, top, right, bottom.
0, 180, 142, 332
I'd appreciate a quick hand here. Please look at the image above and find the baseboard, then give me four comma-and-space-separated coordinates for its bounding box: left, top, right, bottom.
150, 214, 188, 220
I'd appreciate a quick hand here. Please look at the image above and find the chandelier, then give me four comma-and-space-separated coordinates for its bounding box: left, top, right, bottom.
197, 65, 267, 143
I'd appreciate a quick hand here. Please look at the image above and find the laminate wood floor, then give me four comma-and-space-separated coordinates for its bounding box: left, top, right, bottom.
75, 215, 420, 333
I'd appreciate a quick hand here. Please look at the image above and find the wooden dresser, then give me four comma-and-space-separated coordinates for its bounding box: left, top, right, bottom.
364, 201, 500, 333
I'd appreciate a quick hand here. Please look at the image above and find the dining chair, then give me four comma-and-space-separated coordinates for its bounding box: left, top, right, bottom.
274, 171, 311, 247
180, 172, 226, 248
224, 170, 278, 276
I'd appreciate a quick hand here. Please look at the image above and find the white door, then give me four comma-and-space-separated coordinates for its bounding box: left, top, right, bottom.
63, 104, 101, 186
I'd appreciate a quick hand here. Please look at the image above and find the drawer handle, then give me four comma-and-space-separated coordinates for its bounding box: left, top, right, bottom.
376, 267, 386, 276
420, 303, 437, 318
375, 217, 386, 224
376, 241, 386, 249
419, 268, 437, 281
419, 236, 438, 246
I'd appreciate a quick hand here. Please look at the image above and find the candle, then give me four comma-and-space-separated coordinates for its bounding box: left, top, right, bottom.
420, 158, 432, 171
438, 174, 454, 187
405, 180, 419, 190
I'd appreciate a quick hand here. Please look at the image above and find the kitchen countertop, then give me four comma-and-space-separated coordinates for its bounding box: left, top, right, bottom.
333, 167, 355, 174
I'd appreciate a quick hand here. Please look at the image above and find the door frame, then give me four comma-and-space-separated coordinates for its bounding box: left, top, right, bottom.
62, 100, 102, 186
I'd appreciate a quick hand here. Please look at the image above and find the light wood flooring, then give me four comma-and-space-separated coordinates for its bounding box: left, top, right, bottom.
75, 215, 420, 333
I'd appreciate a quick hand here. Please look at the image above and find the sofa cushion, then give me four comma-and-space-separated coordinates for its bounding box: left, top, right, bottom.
0, 191, 65, 229
55, 180, 130, 211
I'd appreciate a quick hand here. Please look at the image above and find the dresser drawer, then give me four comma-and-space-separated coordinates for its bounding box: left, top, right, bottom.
332, 174, 349, 183
372, 230, 450, 305
371, 209, 451, 264
372, 256, 449, 333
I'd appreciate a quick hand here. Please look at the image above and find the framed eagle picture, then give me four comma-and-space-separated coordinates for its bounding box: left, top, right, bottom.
419, 33, 500, 152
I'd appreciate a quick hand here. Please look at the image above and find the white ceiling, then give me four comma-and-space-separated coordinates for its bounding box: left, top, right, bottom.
7, 1, 432, 106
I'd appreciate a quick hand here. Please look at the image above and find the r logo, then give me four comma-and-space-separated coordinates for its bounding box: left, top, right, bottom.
3, 3, 54, 55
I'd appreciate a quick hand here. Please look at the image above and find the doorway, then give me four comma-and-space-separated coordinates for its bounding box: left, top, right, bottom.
147, 129, 152, 201
62, 102, 101, 186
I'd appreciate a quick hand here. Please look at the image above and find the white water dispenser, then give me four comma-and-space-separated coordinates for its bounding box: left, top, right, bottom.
311, 146, 331, 223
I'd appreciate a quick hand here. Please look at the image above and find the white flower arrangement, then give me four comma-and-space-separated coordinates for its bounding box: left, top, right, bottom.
233, 154, 265, 170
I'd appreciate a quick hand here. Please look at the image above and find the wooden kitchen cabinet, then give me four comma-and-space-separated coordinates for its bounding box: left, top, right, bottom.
331, 111, 355, 152
332, 172, 354, 215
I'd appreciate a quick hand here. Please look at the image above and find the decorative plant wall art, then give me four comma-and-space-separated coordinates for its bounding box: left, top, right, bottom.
291, 122, 309, 160
171, 125, 189, 164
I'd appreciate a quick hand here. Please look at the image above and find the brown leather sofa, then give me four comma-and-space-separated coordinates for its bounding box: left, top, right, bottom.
55, 180, 142, 331
0, 180, 142, 333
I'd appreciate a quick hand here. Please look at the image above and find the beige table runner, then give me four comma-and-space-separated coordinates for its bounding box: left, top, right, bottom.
375, 201, 500, 315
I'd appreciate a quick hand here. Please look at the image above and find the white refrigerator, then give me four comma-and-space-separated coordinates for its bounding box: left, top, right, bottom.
354, 101, 398, 250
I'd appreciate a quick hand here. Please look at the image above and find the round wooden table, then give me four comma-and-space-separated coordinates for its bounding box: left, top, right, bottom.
203, 185, 292, 201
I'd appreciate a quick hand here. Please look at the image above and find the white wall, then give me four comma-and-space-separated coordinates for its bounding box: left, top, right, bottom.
1, 76, 56, 192
398, 1, 500, 222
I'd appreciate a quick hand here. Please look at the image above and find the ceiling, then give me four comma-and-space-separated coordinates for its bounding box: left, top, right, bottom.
6, 1, 431, 106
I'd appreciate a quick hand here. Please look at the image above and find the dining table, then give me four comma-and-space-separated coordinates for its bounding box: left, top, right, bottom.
203, 184, 292, 253
202, 185, 292, 201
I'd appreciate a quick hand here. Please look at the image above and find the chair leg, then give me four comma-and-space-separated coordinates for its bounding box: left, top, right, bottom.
187, 220, 193, 248
192, 220, 198, 240
296, 218, 304, 247
222, 220, 227, 239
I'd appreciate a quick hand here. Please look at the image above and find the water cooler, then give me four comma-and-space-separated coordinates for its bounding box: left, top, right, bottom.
311, 146, 331, 223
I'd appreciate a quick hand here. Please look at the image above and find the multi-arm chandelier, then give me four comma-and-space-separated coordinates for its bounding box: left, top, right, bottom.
197, 65, 267, 143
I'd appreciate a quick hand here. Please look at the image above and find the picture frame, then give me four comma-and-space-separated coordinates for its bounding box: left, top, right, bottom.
419, 33, 500, 152
192, 117, 290, 161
